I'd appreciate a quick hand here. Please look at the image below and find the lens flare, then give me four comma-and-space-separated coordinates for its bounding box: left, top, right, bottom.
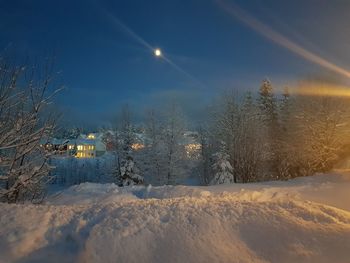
95, 3, 205, 88
291, 83, 350, 98
216, 0, 350, 79
154, 48, 162, 57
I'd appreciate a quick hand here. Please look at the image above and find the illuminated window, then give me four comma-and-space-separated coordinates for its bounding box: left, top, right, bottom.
131, 143, 145, 151
87, 134, 95, 139
77, 145, 82, 151
185, 143, 202, 158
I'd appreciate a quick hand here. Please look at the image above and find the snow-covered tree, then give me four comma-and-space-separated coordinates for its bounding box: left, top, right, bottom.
210, 145, 234, 185
139, 109, 165, 185
291, 87, 350, 175
161, 103, 187, 184
276, 87, 294, 179
275, 80, 350, 179
204, 78, 350, 183
257, 79, 280, 179
197, 124, 214, 185
119, 156, 144, 186
279, 87, 291, 132
258, 79, 279, 127
119, 104, 134, 153
0, 59, 61, 203
211, 91, 264, 183
137, 106, 191, 186
113, 104, 144, 186
55, 127, 81, 139
212, 91, 239, 182
234, 92, 264, 183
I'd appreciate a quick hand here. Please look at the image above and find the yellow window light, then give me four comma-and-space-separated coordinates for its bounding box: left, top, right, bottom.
131, 143, 145, 150
87, 134, 95, 139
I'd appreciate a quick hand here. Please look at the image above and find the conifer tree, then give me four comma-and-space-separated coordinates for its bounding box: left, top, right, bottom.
258, 79, 280, 178
279, 87, 291, 132
210, 144, 234, 185
119, 156, 144, 186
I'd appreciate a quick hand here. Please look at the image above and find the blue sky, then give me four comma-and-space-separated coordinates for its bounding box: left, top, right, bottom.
1, 0, 349, 127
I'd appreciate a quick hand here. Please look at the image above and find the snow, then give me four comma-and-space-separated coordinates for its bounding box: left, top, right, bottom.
1, 171, 350, 263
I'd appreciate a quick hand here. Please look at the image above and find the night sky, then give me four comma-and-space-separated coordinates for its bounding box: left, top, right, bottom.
1, 0, 350, 127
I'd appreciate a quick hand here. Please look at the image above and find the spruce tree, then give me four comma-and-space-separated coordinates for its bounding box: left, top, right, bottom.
258, 79, 279, 128
258, 79, 280, 178
210, 144, 234, 185
119, 156, 144, 186
279, 87, 291, 132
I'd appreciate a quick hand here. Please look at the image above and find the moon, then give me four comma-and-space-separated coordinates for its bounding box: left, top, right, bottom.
154, 48, 162, 57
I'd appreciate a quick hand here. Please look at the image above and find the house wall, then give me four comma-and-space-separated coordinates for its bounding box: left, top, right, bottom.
76, 145, 96, 158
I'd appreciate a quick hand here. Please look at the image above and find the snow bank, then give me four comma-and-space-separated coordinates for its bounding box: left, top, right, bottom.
1, 172, 350, 263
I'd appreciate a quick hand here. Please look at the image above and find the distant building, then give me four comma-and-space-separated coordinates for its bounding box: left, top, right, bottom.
42, 131, 201, 159
131, 133, 146, 151
68, 139, 96, 158
40, 138, 69, 155
42, 133, 106, 158
102, 131, 116, 151
70, 133, 106, 158
183, 131, 201, 159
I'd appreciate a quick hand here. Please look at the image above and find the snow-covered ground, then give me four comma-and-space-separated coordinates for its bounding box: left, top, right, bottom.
1, 171, 350, 263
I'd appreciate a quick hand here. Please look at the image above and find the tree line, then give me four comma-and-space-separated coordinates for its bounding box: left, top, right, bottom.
112, 78, 350, 186
200, 79, 350, 184
1, 56, 350, 203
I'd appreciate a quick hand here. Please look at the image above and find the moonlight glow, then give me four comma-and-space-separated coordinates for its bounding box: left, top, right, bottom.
154, 48, 162, 57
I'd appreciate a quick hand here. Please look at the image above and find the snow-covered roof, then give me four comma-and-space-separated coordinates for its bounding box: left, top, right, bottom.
78, 132, 104, 140
67, 139, 96, 146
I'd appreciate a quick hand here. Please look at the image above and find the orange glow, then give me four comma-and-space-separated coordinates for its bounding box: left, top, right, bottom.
291, 83, 350, 98
132, 143, 145, 150
185, 143, 201, 158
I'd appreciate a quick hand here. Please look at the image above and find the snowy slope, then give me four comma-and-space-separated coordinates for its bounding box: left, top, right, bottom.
1, 172, 350, 263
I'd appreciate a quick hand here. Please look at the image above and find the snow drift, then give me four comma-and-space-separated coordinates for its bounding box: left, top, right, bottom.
1, 172, 350, 263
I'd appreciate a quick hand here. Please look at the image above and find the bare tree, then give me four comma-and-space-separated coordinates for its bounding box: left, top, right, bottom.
212, 91, 239, 182
234, 92, 265, 183
162, 103, 187, 184
210, 91, 265, 184
197, 124, 213, 185
291, 93, 350, 176
140, 109, 164, 184
0, 58, 61, 203
257, 79, 280, 179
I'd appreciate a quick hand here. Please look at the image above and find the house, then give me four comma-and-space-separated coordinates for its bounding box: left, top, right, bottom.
183, 131, 201, 159
43, 133, 107, 158
131, 133, 146, 151
101, 131, 116, 151
41, 138, 69, 155
68, 138, 96, 158
67, 133, 107, 158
